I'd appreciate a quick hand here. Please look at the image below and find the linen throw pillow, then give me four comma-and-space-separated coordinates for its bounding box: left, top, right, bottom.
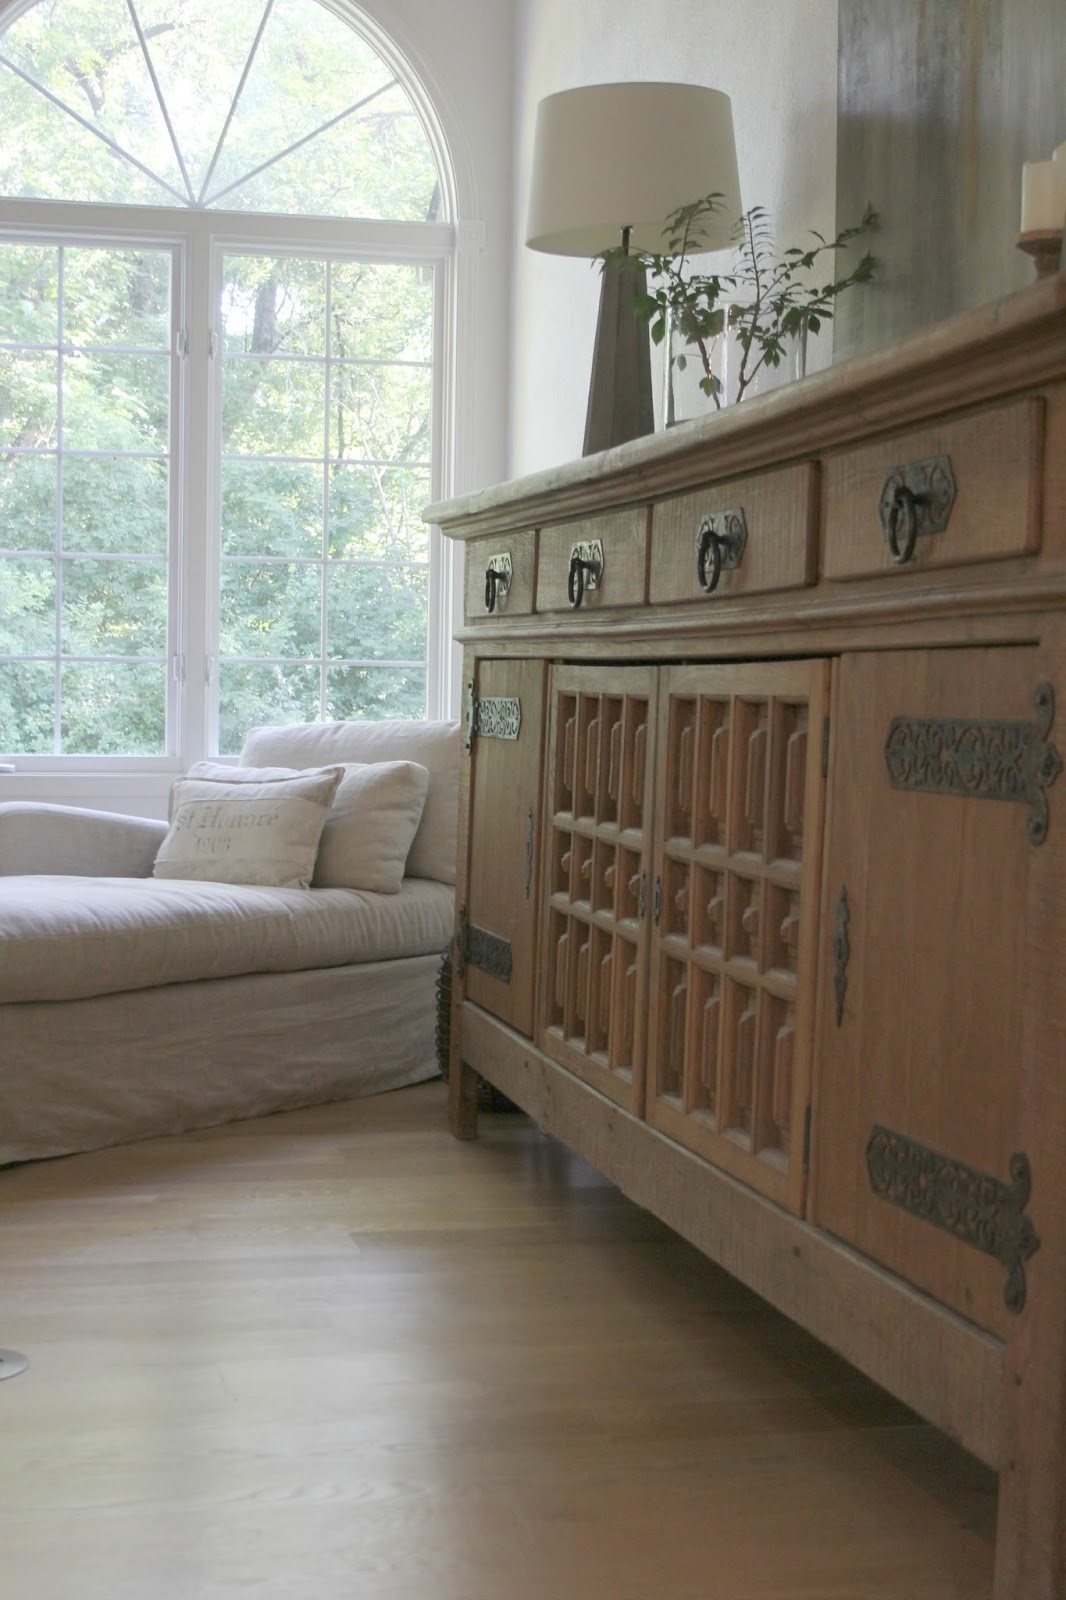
176, 759, 431, 893
154, 766, 343, 889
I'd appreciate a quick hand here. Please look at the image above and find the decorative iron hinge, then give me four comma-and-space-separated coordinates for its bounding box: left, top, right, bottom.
457, 904, 513, 984
865, 1126, 1040, 1314
465, 686, 522, 749
884, 681, 1062, 844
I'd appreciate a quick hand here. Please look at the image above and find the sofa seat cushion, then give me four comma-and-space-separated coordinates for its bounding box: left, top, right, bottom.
0, 874, 454, 1004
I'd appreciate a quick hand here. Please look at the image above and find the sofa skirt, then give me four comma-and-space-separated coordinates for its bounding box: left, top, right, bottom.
0, 954, 441, 1166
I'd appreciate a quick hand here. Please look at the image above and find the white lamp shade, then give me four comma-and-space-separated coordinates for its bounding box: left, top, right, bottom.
526, 81, 742, 257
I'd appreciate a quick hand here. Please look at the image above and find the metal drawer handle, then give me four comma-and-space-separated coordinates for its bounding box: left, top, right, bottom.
568, 551, 601, 608
885, 484, 923, 565
879, 456, 957, 564
696, 510, 747, 594
483, 552, 512, 613
696, 521, 723, 592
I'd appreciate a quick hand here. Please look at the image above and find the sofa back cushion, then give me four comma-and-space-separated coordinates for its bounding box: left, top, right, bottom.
241, 720, 460, 885
183, 759, 430, 894
154, 766, 343, 889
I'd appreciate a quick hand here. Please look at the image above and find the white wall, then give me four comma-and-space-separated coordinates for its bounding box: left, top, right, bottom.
509, 0, 839, 475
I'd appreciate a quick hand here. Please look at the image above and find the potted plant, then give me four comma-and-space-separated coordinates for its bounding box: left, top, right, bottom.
604, 196, 879, 412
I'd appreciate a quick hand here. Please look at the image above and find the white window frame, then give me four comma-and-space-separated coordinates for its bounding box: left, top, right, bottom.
0, 199, 464, 791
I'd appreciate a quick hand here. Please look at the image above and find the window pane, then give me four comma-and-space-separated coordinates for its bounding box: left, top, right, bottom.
62, 558, 167, 656
221, 460, 322, 559
0, 0, 187, 199
63, 353, 170, 451
0, 48, 186, 208
222, 359, 325, 457
0, 555, 55, 652
326, 664, 425, 722
330, 363, 431, 463
329, 463, 429, 559
0, 659, 54, 752
0, 243, 58, 344
221, 257, 327, 357
219, 560, 321, 658
63, 248, 171, 350
0, 453, 57, 551
61, 659, 166, 754
327, 562, 427, 662
215, 82, 438, 221
0, 0, 442, 219
329, 261, 432, 363
0, 350, 59, 448
217, 662, 321, 756
63, 455, 168, 555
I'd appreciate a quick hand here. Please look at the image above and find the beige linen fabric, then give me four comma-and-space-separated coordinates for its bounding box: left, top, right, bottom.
0, 873, 453, 1004
184, 759, 430, 893
154, 765, 343, 888
241, 720, 460, 884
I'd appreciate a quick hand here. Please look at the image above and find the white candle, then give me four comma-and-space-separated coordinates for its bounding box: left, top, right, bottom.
1021, 159, 1066, 233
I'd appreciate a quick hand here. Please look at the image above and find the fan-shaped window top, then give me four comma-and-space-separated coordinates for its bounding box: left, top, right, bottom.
0, 0, 442, 218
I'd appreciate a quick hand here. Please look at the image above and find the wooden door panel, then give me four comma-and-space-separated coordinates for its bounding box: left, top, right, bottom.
538, 664, 657, 1114
645, 660, 830, 1213
812, 646, 1043, 1337
463, 658, 547, 1035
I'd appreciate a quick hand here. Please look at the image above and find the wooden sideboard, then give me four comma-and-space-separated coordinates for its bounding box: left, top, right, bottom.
426, 276, 1066, 1600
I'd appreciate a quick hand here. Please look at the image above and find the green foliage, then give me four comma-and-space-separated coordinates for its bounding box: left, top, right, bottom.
0, 0, 440, 219
0, 236, 435, 758
605, 195, 879, 406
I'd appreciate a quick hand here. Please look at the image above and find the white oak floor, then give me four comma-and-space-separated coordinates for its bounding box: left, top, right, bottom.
0, 1081, 995, 1600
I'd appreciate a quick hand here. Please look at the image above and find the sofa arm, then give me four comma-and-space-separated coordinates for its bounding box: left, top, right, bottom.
0, 803, 168, 878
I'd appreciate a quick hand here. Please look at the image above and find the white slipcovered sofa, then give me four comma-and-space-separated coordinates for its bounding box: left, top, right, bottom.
0, 719, 460, 1166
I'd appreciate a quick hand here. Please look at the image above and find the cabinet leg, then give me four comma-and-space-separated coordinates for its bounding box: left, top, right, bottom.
448, 1057, 479, 1140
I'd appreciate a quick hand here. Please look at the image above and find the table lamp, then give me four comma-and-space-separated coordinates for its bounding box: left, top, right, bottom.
526, 81, 741, 455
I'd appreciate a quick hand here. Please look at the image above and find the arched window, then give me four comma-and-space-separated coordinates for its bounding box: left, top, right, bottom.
0, 0, 457, 764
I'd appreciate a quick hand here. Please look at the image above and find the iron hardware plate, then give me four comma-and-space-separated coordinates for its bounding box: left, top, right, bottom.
462, 920, 513, 983
832, 885, 850, 1026
884, 681, 1062, 844
466, 689, 522, 748
865, 1126, 1040, 1313
878, 455, 957, 551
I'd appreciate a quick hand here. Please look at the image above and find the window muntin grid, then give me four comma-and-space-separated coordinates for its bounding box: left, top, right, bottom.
0, 0, 442, 220
0, 240, 175, 754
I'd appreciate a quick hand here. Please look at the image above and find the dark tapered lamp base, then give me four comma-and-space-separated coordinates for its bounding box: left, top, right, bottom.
583, 255, 655, 456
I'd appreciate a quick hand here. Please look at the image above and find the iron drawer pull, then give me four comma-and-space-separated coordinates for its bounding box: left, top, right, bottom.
886, 484, 924, 565
484, 564, 507, 613
696, 522, 724, 592
568, 553, 599, 609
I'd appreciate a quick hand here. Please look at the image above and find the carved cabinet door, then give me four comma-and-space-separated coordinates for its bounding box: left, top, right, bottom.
811, 647, 1056, 1337
538, 664, 658, 1114
462, 658, 547, 1035
644, 660, 831, 1214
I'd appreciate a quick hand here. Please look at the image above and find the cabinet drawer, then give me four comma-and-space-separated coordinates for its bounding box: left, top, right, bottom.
536, 508, 647, 613
463, 530, 536, 623
822, 397, 1043, 580
650, 463, 818, 603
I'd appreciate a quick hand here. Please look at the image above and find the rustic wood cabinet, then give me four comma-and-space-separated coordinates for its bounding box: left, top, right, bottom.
427, 276, 1066, 1600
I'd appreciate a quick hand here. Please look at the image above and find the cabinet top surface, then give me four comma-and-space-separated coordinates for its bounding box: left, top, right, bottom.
426, 276, 1066, 540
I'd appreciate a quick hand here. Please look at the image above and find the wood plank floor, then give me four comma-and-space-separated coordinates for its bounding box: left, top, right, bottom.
0, 1081, 995, 1600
